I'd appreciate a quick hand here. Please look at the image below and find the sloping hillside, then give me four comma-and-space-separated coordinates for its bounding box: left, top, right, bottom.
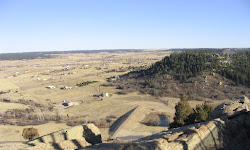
111, 51, 250, 100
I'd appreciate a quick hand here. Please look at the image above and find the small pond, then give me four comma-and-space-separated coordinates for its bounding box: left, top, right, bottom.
158, 116, 169, 127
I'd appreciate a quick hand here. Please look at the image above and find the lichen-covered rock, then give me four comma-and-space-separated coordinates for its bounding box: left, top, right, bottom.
211, 96, 249, 119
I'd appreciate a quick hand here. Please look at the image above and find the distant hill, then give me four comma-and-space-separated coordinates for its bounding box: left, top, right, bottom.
159, 48, 250, 54
0, 48, 249, 60
112, 50, 250, 100
0, 49, 143, 60
0, 52, 54, 60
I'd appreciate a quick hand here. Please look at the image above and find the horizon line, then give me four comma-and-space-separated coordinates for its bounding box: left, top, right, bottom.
1, 47, 250, 54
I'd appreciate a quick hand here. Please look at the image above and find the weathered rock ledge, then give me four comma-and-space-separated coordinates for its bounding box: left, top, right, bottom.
84, 96, 250, 150
27, 123, 102, 150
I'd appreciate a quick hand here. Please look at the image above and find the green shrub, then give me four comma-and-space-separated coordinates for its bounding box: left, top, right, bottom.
22, 127, 39, 140
170, 94, 194, 128
195, 101, 215, 122
76, 81, 99, 87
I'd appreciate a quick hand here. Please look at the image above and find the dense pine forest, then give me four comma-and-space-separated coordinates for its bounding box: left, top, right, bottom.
139, 51, 220, 81
220, 52, 250, 86
112, 50, 250, 100
138, 51, 249, 86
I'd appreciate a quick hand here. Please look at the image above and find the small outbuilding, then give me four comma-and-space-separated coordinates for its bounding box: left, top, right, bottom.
32, 75, 39, 78
100, 92, 109, 97
61, 86, 72, 90
46, 86, 56, 89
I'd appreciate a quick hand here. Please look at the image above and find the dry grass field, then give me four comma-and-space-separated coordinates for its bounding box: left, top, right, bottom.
0, 50, 229, 142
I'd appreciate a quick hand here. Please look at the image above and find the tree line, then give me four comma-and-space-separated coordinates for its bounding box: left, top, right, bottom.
137, 50, 249, 86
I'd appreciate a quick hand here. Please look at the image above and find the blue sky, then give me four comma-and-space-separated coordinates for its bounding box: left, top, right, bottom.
0, 0, 250, 53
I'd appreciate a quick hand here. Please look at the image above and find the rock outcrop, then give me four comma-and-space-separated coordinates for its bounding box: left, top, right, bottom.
211, 95, 249, 119
27, 123, 102, 149
85, 96, 250, 150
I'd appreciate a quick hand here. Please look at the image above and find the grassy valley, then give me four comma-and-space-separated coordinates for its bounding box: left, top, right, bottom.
0, 49, 249, 143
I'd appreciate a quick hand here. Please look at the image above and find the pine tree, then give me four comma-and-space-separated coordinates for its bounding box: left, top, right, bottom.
171, 94, 194, 128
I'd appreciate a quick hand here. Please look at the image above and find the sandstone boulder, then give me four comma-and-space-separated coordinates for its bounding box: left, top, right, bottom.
83, 123, 102, 145
28, 123, 101, 149
237, 95, 249, 104
211, 96, 249, 119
